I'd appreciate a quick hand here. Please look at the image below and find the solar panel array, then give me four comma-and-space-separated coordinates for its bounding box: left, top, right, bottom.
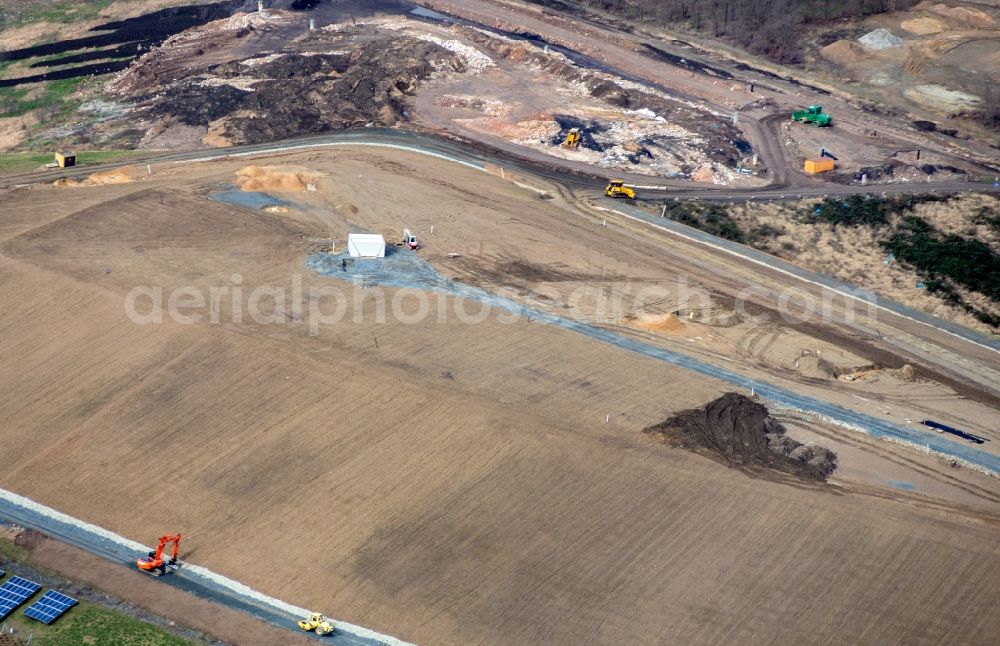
23, 590, 78, 624
0, 576, 41, 620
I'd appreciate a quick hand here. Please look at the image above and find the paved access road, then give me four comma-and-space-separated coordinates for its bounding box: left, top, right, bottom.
3, 128, 999, 201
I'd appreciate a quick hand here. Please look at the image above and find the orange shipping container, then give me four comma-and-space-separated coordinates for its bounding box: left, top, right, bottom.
804, 159, 835, 173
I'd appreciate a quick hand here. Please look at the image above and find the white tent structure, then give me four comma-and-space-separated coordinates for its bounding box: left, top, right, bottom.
347, 234, 386, 258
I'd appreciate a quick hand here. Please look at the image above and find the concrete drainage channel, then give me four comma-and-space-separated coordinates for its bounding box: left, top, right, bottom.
309, 250, 1000, 476
0, 490, 412, 646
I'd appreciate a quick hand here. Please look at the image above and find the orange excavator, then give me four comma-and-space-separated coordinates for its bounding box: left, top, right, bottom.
136, 533, 182, 576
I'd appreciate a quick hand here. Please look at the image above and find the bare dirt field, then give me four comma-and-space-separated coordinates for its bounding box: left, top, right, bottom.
811, 0, 1000, 130
2, 146, 1000, 644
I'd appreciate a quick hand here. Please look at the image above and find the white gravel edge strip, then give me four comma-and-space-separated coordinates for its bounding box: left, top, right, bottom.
0, 489, 147, 552
0, 488, 416, 645
181, 141, 487, 174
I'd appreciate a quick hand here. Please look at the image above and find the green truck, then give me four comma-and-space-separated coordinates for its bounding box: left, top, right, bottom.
791, 105, 831, 127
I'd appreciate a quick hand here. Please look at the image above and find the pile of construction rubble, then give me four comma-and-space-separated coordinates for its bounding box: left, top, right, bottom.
412, 23, 755, 180
89, 9, 755, 175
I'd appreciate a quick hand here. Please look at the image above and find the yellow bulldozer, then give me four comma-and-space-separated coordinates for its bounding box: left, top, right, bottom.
604, 179, 636, 199
562, 127, 581, 149
298, 613, 335, 636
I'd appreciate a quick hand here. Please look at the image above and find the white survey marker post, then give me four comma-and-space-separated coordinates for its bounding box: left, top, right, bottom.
348, 234, 386, 258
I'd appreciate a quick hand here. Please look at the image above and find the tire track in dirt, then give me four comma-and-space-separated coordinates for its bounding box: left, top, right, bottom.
782, 415, 1000, 506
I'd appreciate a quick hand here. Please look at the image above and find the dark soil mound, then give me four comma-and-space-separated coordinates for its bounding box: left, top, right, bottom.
644, 392, 836, 481
137, 31, 451, 145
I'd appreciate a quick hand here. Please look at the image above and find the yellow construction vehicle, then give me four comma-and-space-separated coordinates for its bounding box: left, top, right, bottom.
562, 128, 581, 149
298, 613, 335, 636
604, 179, 636, 200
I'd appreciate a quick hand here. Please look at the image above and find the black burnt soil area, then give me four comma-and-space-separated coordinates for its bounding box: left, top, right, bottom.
0, 2, 238, 88
644, 392, 837, 482
641, 43, 732, 80
146, 33, 451, 144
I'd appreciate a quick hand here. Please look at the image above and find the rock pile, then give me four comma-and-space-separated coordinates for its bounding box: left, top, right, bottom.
859, 28, 904, 50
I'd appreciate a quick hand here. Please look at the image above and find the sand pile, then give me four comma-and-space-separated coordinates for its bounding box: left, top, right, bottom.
901, 17, 945, 35
644, 392, 837, 482
502, 44, 529, 63
691, 163, 716, 183
923, 3, 996, 28
859, 28, 904, 50
484, 118, 562, 141
235, 165, 321, 192
629, 312, 684, 333
53, 165, 145, 188
821, 39, 869, 66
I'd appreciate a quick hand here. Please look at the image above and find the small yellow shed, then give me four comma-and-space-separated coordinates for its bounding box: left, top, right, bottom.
55, 152, 76, 168
803, 158, 835, 174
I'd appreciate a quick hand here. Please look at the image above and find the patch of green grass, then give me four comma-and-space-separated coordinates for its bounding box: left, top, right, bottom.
0, 536, 30, 562
2, 601, 194, 646
0, 150, 144, 173
77, 150, 144, 165
0, 76, 85, 118
0, 152, 53, 172
1, 1, 114, 29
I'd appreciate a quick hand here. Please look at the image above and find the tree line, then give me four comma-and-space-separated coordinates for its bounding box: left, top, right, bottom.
536, 0, 912, 63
